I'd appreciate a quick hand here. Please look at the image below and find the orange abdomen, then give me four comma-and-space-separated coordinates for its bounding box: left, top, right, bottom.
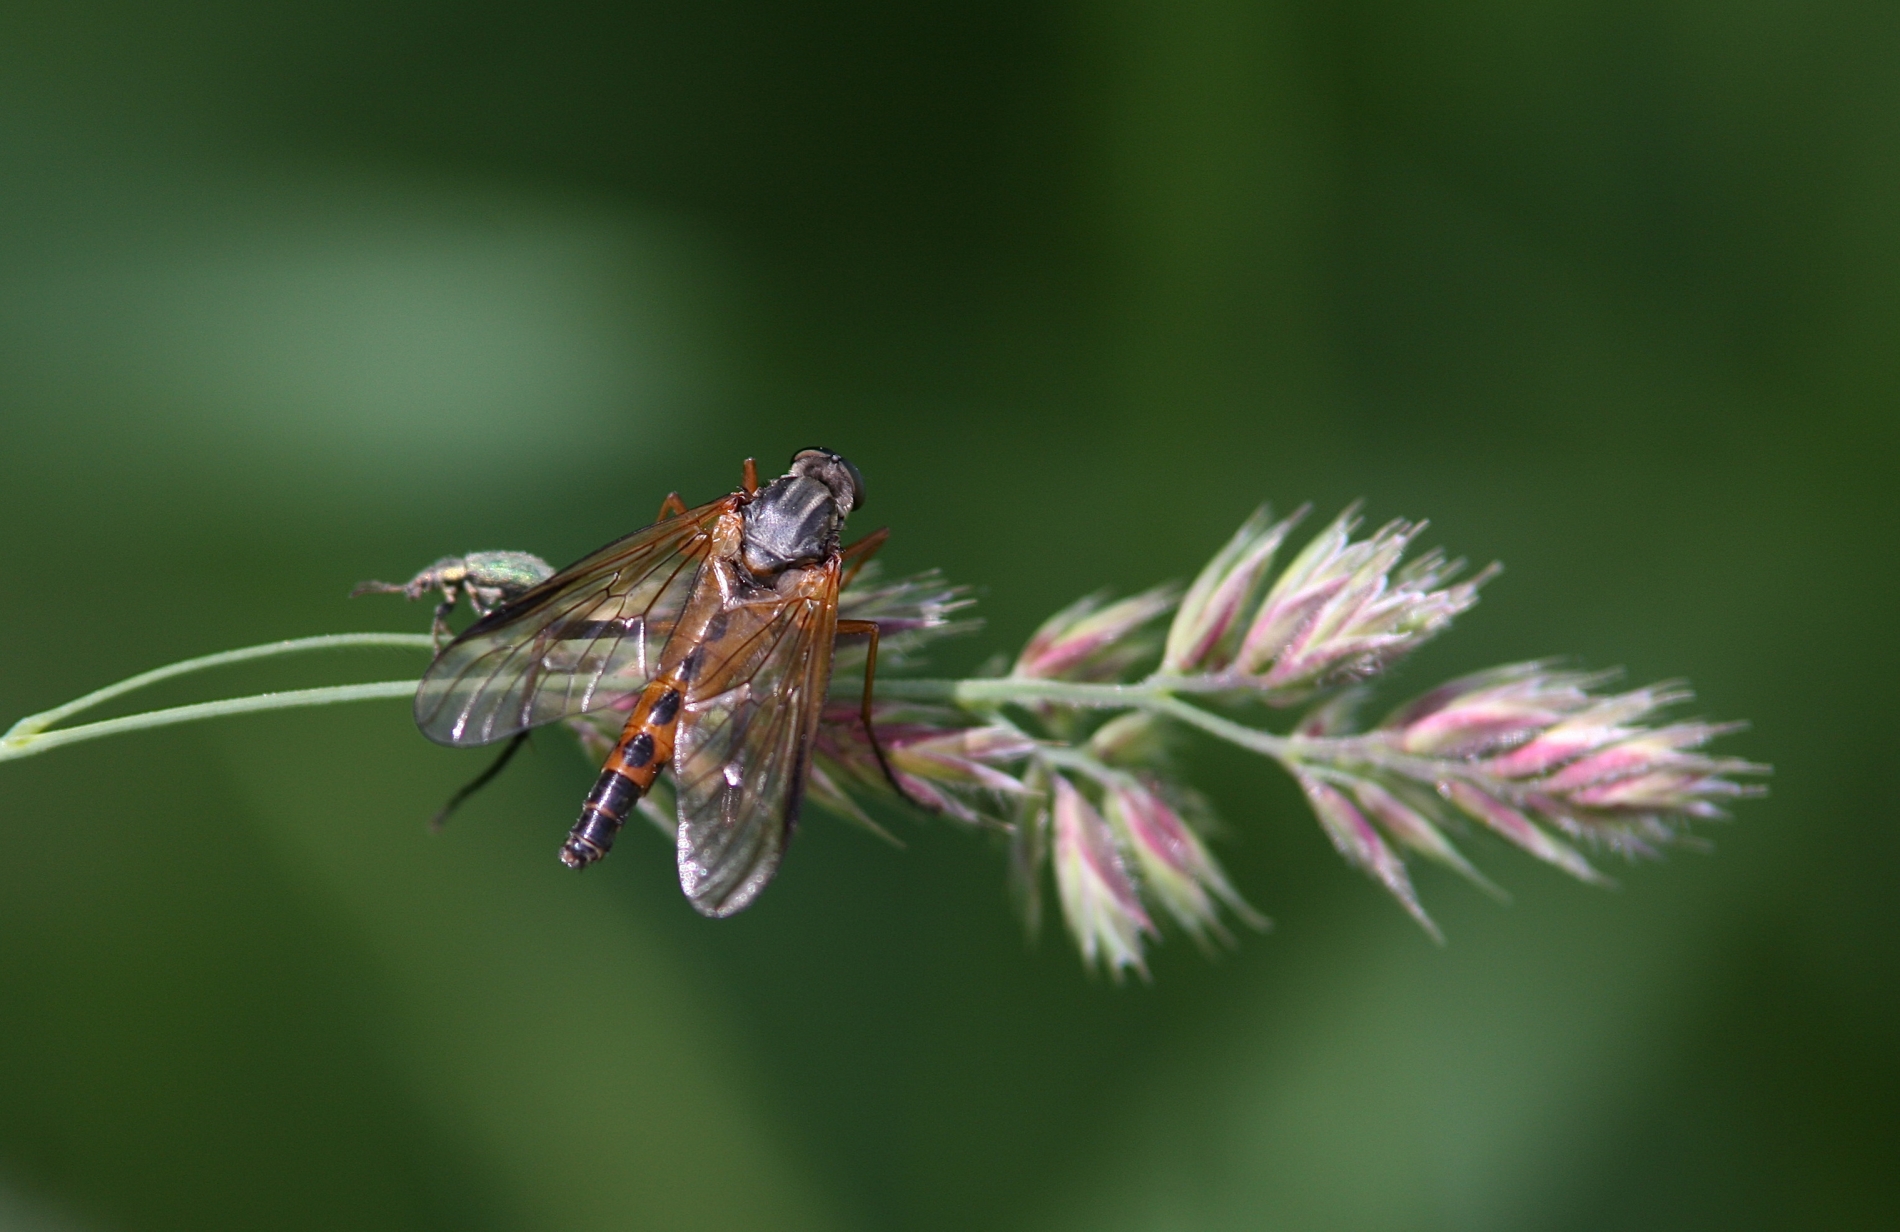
560, 677, 686, 868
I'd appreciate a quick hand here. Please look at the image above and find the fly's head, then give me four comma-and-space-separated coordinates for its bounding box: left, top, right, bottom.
740, 448, 865, 577
788, 447, 865, 516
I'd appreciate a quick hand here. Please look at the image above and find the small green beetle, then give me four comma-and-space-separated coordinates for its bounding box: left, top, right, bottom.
352, 550, 554, 648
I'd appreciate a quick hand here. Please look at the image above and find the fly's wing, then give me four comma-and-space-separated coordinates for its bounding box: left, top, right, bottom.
415, 496, 739, 746
673, 557, 841, 917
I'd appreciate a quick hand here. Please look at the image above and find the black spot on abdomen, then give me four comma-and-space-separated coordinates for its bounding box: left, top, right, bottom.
621, 731, 656, 769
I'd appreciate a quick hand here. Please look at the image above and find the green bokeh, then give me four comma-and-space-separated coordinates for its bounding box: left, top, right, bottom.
0, 2, 1893, 1228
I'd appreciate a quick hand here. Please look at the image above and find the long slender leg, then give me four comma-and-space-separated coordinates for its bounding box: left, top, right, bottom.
742, 457, 760, 495
430, 586, 459, 649
430, 731, 530, 831
839, 527, 889, 589
655, 492, 687, 521
835, 618, 927, 811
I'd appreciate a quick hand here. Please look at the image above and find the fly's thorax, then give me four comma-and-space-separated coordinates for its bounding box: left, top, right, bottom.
741, 474, 847, 576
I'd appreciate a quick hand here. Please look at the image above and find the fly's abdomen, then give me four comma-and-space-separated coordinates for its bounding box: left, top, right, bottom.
560, 678, 684, 868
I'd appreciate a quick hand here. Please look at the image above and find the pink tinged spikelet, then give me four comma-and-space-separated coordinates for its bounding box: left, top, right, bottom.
885, 740, 1030, 826
1014, 586, 1179, 681
1236, 508, 1360, 674
890, 736, 1031, 828
1346, 778, 1502, 898
1536, 744, 1673, 793
1481, 686, 1692, 777
1253, 513, 1428, 682
1052, 774, 1155, 979
810, 702, 1033, 828
887, 728, 1035, 796
1561, 759, 1765, 814
1233, 509, 1495, 699
1397, 699, 1559, 757
1162, 505, 1305, 673
1388, 667, 1621, 757
1263, 530, 1420, 686
1299, 775, 1441, 939
1105, 781, 1266, 945
1356, 664, 1767, 870
1442, 780, 1610, 886
1565, 771, 1701, 811
1532, 724, 1754, 795
1378, 661, 1560, 732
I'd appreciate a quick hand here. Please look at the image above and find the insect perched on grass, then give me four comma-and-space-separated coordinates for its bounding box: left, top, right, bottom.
411, 448, 902, 917
6, 456, 1764, 968
352, 552, 555, 649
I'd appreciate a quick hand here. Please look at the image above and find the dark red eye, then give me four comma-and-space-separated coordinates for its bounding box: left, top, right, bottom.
837, 456, 866, 511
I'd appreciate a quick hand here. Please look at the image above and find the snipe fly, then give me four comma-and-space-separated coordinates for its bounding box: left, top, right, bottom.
410, 449, 900, 917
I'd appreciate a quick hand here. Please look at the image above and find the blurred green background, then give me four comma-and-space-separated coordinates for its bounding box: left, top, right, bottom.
0, 1, 1894, 1228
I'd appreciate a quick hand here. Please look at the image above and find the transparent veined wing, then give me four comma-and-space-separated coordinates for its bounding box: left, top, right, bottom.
415, 496, 740, 746
673, 555, 842, 917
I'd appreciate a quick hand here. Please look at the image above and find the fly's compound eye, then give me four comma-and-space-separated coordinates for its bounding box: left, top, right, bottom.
836, 456, 865, 511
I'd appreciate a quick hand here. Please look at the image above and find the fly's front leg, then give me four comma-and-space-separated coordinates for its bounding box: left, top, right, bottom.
655, 492, 687, 521
835, 618, 926, 811
742, 458, 760, 495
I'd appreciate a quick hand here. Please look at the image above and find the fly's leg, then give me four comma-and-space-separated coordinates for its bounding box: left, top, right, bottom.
839, 527, 889, 589
655, 492, 687, 521
742, 457, 760, 495
429, 731, 530, 831
835, 618, 927, 812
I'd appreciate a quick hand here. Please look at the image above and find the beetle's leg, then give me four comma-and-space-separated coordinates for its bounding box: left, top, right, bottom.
655, 492, 687, 521
742, 457, 760, 495
839, 527, 889, 589
429, 731, 531, 831
835, 618, 928, 812
472, 584, 518, 618
430, 583, 460, 649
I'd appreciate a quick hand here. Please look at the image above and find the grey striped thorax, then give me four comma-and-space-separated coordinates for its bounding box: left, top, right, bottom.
741, 473, 853, 576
